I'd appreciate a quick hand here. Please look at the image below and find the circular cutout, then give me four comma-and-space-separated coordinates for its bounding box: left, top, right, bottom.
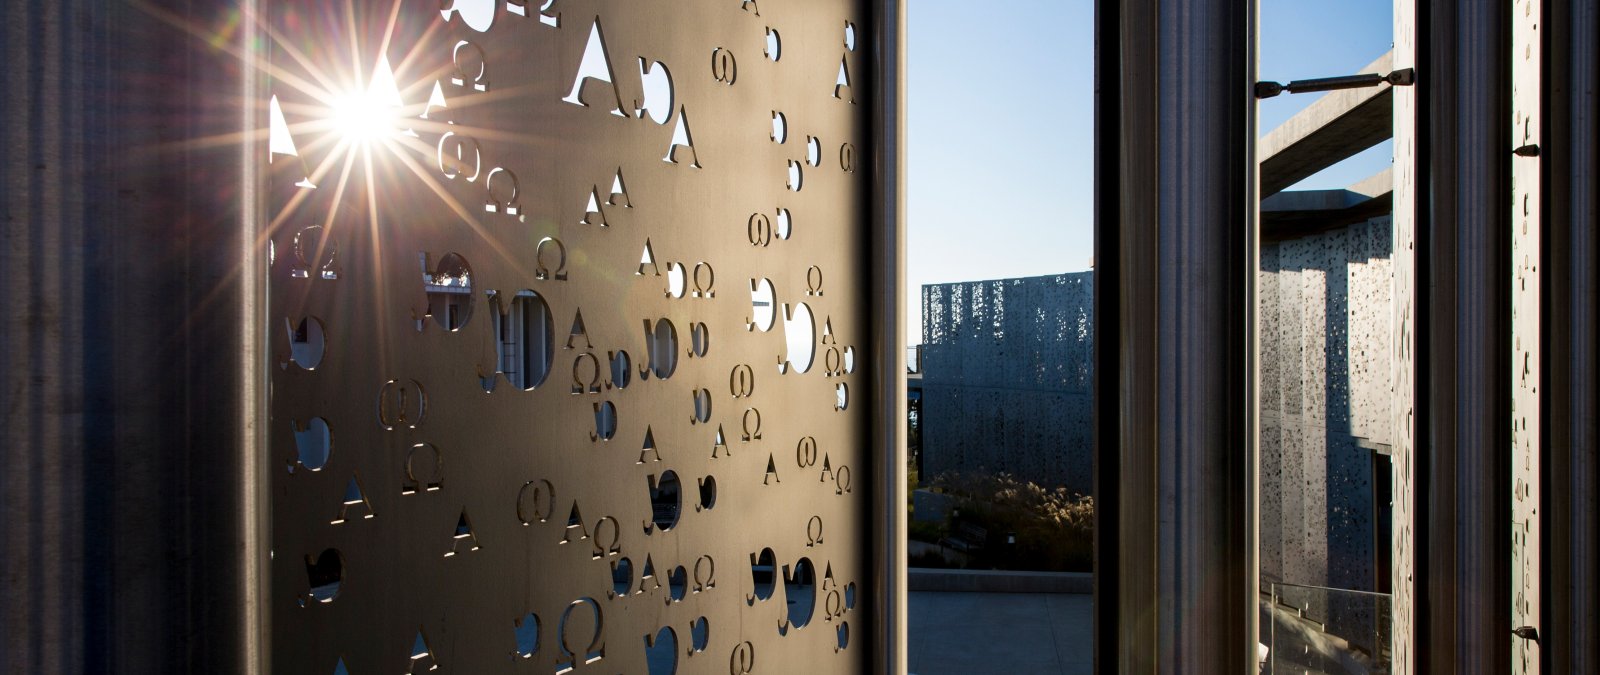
750, 279, 776, 331
649, 319, 679, 379
771, 111, 787, 143
764, 28, 781, 61
426, 253, 474, 331
668, 566, 688, 601
782, 302, 816, 373
786, 161, 803, 192
785, 558, 816, 628
612, 557, 634, 596
666, 262, 687, 298
750, 548, 777, 601
691, 617, 709, 653
698, 475, 717, 511
651, 470, 682, 531
514, 612, 540, 658
690, 323, 710, 358
610, 350, 632, 389
775, 208, 792, 240
647, 626, 677, 675
293, 417, 332, 472
305, 548, 343, 603
594, 401, 618, 441
287, 316, 326, 369
503, 291, 554, 390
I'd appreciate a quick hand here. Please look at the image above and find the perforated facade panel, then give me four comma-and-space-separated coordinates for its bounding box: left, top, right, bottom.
264, 1, 877, 671
919, 273, 1093, 492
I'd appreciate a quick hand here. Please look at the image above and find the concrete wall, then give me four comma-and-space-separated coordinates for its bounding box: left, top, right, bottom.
919, 273, 1093, 493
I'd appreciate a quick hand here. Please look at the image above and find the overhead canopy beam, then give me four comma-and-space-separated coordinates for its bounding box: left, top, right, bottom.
1261, 168, 1393, 241
1259, 52, 1394, 197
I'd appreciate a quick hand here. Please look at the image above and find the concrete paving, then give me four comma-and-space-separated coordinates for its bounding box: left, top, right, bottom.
908, 592, 1093, 675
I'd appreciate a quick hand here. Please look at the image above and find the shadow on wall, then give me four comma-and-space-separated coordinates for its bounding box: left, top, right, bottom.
1259, 215, 1394, 654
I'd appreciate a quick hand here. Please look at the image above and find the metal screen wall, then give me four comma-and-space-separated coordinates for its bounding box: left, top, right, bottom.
264, 1, 876, 671
919, 274, 1094, 493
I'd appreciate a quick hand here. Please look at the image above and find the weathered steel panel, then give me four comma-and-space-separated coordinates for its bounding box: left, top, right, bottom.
263, 1, 878, 672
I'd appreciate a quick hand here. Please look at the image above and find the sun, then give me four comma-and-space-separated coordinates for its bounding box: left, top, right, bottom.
329, 55, 407, 145
330, 92, 393, 143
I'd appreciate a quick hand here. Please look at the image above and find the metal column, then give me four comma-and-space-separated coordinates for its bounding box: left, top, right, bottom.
1426, 1, 1514, 671
0, 0, 267, 672
1393, 0, 1515, 671
1546, 0, 1599, 670
871, 0, 909, 672
1094, 0, 1258, 671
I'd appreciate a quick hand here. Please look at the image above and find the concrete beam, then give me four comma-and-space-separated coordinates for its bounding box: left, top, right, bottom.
1261, 168, 1393, 241
1259, 52, 1395, 197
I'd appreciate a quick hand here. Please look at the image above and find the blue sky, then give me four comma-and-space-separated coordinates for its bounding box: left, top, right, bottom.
907, 0, 1394, 343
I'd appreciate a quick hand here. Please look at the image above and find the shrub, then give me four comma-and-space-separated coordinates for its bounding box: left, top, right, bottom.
923, 471, 1094, 572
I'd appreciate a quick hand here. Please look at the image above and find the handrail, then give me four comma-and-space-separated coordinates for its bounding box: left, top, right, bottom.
1270, 580, 1394, 600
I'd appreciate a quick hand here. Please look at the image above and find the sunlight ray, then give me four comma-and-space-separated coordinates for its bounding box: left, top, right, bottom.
268, 138, 353, 231
360, 144, 395, 369
379, 136, 533, 279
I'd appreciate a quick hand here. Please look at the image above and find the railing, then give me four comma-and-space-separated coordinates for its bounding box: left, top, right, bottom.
1264, 582, 1392, 675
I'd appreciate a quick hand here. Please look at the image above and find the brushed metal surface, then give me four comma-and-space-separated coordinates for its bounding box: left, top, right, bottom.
1546, 0, 1598, 670
1097, 0, 1258, 671
263, 1, 879, 672
1421, 1, 1514, 670
1, 0, 265, 671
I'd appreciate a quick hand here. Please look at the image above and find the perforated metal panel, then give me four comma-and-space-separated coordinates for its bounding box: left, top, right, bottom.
919, 274, 1093, 492
1390, 1, 1419, 670
1258, 217, 1392, 599
263, 1, 876, 671
1510, 0, 1542, 670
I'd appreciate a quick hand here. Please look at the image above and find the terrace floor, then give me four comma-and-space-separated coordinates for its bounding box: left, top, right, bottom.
909, 591, 1093, 675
